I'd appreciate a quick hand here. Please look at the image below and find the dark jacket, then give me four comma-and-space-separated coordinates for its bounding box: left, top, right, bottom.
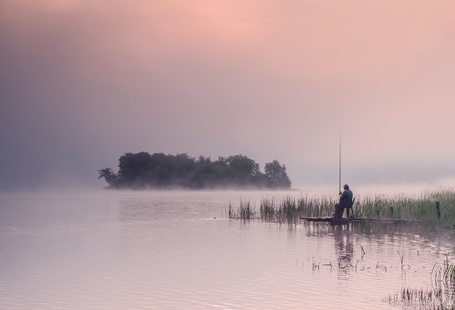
339, 189, 353, 207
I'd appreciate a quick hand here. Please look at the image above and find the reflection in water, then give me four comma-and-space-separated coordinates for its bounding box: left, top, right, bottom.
333, 225, 354, 277
303, 220, 455, 308
1, 191, 454, 309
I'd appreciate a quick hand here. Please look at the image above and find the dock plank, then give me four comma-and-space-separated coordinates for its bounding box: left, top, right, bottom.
300, 217, 418, 224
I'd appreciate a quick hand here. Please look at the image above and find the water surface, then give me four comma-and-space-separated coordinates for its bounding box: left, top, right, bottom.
0, 190, 453, 309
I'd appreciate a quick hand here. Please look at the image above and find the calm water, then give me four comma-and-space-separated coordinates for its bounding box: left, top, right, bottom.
1, 190, 454, 309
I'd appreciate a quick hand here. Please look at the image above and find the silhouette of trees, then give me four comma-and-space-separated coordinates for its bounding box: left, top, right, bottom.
97, 168, 118, 186
98, 152, 292, 189
265, 160, 291, 189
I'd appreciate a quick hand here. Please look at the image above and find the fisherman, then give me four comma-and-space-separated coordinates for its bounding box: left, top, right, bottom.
334, 184, 353, 219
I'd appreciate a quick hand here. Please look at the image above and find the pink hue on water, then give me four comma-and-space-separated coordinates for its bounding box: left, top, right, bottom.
0, 190, 453, 309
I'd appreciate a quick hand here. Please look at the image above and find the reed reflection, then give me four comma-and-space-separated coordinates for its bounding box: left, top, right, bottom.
333, 225, 355, 277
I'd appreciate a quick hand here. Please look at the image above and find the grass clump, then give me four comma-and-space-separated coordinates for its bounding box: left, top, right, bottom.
227, 200, 257, 220
228, 188, 455, 227
387, 287, 446, 308
386, 254, 455, 309
258, 196, 328, 224
355, 189, 455, 226
229, 195, 337, 224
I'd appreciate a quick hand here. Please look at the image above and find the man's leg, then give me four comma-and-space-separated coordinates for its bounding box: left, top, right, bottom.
335, 204, 343, 219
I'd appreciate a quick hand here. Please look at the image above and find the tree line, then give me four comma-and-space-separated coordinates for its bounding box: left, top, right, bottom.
98, 152, 292, 189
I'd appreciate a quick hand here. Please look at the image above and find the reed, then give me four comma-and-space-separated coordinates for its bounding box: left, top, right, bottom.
259, 197, 299, 224
386, 254, 455, 308
258, 195, 337, 224
228, 188, 455, 226
387, 287, 446, 308
355, 189, 455, 227
443, 254, 455, 286
227, 200, 257, 220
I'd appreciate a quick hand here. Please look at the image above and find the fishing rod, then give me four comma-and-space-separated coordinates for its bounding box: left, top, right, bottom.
338, 126, 356, 218
338, 127, 342, 195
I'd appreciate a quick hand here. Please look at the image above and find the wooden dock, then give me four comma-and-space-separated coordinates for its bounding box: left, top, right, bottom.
300, 217, 419, 224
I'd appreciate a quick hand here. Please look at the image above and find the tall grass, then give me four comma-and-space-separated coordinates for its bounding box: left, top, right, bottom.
228, 195, 337, 224
387, 254, 455, 308
258, 196, 337, 224
387, 287, 446, 308
355, 189, 455, 225
227, 200, 257, 220
228, 188, 455, 226
443, 254, 455, 286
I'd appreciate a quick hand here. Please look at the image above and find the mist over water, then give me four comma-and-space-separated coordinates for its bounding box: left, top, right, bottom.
2, 1, 454, 306
1, 189, 454, 309
2, 1, 455, 192
300, 179, 455, 198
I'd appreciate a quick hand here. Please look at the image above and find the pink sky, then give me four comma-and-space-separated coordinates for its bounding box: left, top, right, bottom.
1, 0, 455, 190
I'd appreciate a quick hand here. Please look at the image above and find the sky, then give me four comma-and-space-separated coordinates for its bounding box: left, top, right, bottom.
1, 0, 455, 191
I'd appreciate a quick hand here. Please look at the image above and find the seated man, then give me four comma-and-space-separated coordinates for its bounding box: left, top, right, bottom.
334, 184, 353, 219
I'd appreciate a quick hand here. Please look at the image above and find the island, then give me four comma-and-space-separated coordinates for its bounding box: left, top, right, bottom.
98, 152, 292, 189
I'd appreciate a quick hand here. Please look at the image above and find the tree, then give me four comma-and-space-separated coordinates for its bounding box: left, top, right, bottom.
225, 154, 261, 185
97, 168, 118, 187
264, 160, 291, 189
191, 156, 216, 188
117, 152, 153, 186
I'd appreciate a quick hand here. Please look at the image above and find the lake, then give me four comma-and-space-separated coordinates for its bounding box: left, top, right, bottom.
1, 190, 454, 309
